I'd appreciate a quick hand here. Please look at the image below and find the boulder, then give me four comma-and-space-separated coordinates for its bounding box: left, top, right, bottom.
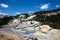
39, 25, 52, 33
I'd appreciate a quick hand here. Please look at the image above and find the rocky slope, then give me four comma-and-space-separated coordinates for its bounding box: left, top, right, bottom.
0, 31, 25, 40
0, 8, 60, 40
0, 24, 60, 40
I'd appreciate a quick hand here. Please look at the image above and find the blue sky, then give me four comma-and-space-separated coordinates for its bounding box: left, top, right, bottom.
0, 0, 60, 15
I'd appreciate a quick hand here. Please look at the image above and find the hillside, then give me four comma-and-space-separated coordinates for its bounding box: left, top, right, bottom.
16, 8, 60, 29
32, 8, 60, 29
0, 8, 60, 29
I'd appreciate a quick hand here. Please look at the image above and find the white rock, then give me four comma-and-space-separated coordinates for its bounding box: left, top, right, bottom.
39, 25, 52, 33
26, 15, 36, 20
12, 19, 20, 25
35, 27, 40, 31
34, 31, 42, 35
49, 29, 60, 37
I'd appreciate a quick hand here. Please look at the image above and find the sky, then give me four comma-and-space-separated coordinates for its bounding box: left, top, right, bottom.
0, 0, 60, 16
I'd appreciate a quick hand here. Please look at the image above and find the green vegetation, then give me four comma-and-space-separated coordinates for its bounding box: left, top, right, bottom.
0, 16, 14, 27
27, 37, 38, 40
33, 8, 60, 29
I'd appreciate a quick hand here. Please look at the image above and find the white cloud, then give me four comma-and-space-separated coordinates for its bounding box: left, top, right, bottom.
56, 5, 60, 8
0, 11, 9, 15
0, 3, 8, 8
40, 4, 49, 10
16, 12, 22, 14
